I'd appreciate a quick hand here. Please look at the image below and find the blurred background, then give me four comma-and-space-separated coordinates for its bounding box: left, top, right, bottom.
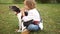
0, 0, 60, 4
0, 0, 60, 34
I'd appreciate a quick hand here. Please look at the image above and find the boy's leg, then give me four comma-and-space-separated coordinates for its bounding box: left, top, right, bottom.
27, 24, 39, 31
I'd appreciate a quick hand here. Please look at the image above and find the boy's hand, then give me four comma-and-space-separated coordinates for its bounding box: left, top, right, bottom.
21, 8, 25, 16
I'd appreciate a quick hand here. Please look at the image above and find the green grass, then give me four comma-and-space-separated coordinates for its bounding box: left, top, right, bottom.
0, 4, 60, 34
0, 0, 23, 4
0, 0, 13, 3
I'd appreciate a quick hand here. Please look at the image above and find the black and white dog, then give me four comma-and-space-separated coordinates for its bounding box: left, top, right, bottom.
9, 6, 28, 32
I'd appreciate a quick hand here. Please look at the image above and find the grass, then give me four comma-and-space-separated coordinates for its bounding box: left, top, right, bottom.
0, 0, 13, 3
0, 0, 23, 4
0, 4, 60, 34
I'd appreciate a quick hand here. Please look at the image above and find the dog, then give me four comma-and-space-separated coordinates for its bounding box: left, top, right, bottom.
9, 6, 28, 32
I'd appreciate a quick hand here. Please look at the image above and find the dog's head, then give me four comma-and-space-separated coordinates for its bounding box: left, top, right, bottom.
9, 6, 28, 16
9, 6, 20, 13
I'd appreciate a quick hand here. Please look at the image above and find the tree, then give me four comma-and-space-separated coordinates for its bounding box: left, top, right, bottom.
36, 0, 59, 3
57, 0, 60, 3
49, 0, 57, 3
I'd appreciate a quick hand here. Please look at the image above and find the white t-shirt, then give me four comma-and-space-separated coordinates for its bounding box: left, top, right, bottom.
22, 8, 41, 22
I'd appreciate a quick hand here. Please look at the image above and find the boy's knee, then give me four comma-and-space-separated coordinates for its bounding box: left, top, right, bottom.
27, 24, 39, 31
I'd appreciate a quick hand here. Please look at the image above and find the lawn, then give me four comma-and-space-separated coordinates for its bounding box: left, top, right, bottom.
0, 4, 60, 34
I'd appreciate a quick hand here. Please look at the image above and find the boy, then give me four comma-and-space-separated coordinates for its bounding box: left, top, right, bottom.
21, 0, 43, 34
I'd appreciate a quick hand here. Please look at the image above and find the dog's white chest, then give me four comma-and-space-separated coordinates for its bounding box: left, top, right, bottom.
17, 13, 26, 32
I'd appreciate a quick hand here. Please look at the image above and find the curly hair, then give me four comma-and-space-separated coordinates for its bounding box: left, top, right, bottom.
24, 0, 36, 9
